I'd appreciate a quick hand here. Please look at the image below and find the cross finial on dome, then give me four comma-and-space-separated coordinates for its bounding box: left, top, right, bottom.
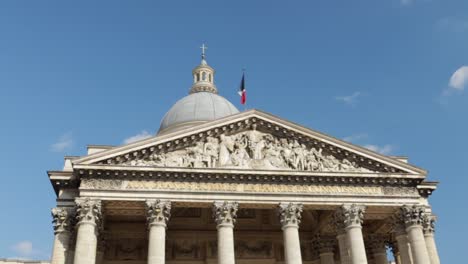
200, 43, 208, 65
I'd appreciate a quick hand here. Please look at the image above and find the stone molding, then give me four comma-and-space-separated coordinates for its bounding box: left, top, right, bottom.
335, 204, 366, 228
400, 205, 426, 228
145, 199, 171, 227
75, 198, 102, 226
212, 201, 238, 226
51, 207, 74, 234
422, 214, 436, 234
277, 202, 303, 228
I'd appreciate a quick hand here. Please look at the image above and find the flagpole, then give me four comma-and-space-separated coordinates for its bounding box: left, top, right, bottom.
242, 68, 247, 111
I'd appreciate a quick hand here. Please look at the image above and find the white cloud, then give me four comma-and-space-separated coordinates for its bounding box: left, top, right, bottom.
343, 133, 368, 143
123, 130, 152, 144
11, 241, 33, 257
335, 92, 361, 106
50, 132, 73, 152
449, 66, 468, 90
364, 144, 394, 155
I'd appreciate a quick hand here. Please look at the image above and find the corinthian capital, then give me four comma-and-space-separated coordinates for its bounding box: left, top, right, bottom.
75, 198, 102, 225
422, 214, 436, 234
146, 199, 171, 227
212, 201, 238, 226
400, 205, 426, 228
335, 204, 366, 228
51, 207, 74, 234
277, 202, 303, 228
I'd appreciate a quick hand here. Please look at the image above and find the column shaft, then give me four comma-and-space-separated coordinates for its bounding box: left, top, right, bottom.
337, 233, 349, 264
51, 231, 71, 264
217, 224, 236, 264
395, 234, 413, 264
283, 225, 302, 264
406, 226, 431, 264
148, 224, 167, 264
73, 222, 98, 264
424, 233, 440, 264
346, 225, 367, 264
320, 252, 335, 264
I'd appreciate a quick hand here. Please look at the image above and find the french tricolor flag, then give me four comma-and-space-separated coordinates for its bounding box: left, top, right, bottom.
238, 73, 246, 105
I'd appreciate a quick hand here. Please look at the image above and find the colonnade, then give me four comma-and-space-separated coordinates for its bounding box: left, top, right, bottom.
50, 200, 440, 264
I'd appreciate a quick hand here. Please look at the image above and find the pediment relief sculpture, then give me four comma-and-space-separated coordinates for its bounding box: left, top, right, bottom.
119, 130, 374, 173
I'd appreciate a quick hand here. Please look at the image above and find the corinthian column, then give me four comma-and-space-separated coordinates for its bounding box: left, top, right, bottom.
51, 207, 74, 264
213, 201, 238, 264
422, 214, 440, 264
335, 204, 367, 264
146, 199, 171, 264
73, 198, 102, 264
392, 213, 413, 264
400, 205, 431, 264
278, 202, 303, 264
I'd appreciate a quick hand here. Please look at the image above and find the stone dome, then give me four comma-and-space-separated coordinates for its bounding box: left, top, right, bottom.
158, 92, 239, 134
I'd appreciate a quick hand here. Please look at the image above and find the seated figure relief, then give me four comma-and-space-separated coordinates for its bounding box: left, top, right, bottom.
124, 130, 373, 173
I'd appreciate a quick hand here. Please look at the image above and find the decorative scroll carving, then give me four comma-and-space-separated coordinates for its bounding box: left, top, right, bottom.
400, 205, 426, 228
277, 202, 303, 227
422, 214, 436, 234
335, 204, 366, 228
51, 207, 74, 234
75, 198, 102, 225
171, 240, 201, 259
146, 199, 171, 226
235, 240, 273, 258
212, 201, 238, 226
121, 130, 374, 172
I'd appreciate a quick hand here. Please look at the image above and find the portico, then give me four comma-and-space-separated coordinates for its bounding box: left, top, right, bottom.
47, 52, 440, 264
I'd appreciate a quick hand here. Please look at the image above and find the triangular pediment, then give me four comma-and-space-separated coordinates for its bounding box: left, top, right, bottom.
73, 110, 426, 175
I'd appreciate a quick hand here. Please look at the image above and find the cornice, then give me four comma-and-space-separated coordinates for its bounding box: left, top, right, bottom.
73, 164, 425, 187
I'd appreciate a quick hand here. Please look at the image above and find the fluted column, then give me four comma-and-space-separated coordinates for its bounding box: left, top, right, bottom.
368, 235, 388, 264
400, 205, 431, 264
146, 199, 171, 264
422, 215, 440, 264
213, 201, 238, 264
335, 204, 367, 264
73, 198, 102, 264
278, 202, 303, 264
51, 207, 74, 264
315, 235, 336, 264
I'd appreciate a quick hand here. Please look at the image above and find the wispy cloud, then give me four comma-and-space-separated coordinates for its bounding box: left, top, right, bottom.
123, 130, 152, 144
435, 17, 468, 33
50, 132, 73, 152
10, 240, 48, 259
343, 133, 368, 143
364, 144, 394, 155
335, 92, 361, 106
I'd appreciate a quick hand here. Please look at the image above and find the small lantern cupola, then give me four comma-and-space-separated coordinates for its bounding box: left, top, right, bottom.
190, 44, 218, 94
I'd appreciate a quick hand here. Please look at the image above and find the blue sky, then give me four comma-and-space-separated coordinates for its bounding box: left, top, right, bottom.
0, 0, 466, 262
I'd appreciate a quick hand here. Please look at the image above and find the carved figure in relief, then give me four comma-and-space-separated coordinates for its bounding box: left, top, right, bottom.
121, 130, 374, 172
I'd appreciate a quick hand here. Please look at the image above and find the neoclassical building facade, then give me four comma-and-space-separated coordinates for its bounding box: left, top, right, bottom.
47, 53, 440, 264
